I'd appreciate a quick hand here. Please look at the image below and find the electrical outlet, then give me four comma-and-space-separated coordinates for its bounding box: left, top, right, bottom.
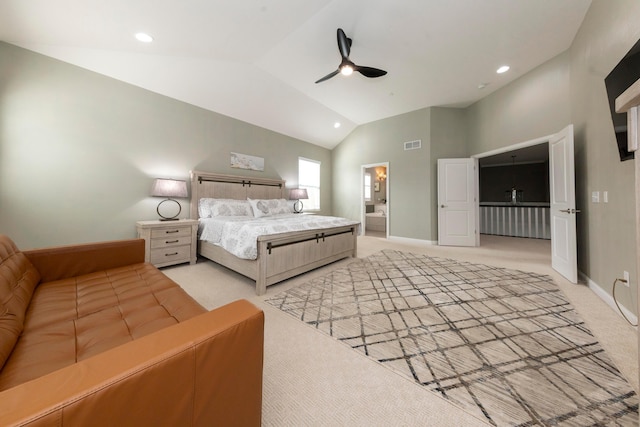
623, 271, 630, 286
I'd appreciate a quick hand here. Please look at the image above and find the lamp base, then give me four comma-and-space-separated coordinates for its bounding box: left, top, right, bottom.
293, 200, 304, 214
157, 198, 182, 221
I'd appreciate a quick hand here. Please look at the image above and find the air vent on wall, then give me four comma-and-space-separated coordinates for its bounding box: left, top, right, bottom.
404, 140, 422, 150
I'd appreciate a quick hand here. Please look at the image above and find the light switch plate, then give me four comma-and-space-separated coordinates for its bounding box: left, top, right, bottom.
603, 191, 608, 203
591, 191, 600, 203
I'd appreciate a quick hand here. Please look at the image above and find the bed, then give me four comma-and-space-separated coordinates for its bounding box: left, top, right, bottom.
189, 171, 360, 295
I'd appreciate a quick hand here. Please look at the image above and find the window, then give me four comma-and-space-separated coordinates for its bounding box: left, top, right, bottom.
298, 157, 320, 210
364, 173, 372, 201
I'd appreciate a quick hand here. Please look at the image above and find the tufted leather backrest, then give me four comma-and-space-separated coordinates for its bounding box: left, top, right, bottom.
0, 235, 41, 369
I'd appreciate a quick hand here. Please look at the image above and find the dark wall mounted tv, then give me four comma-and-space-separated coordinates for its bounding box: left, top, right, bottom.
605, 38, 640, 162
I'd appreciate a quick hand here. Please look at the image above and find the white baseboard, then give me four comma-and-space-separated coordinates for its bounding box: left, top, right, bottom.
579, 271, 638, 327
387, 236, 438, 246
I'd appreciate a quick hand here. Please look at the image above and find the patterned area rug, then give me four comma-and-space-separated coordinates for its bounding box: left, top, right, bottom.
266, 250, 638, 426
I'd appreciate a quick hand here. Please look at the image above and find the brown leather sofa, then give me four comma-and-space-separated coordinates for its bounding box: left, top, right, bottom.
0, 235, 264, 426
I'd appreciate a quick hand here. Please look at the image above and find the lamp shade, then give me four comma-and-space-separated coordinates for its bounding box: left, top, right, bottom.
289, 188, 308, 200
150, 179, 188, 198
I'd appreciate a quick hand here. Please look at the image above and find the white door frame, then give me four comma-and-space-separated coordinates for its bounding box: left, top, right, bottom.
471, 134, 552, 161
361, 162, 390, 238
471, 130, 578, 283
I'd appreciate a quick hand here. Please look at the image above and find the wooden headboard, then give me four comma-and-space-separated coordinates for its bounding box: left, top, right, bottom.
189, 171, 286, 219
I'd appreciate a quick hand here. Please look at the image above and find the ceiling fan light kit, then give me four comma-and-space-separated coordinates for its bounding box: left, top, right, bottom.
315, 28, 387, 84
340, 65, 354, 76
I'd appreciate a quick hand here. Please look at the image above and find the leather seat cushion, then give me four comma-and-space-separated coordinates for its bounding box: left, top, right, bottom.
0, 263, 206, 391
0, 236, 41, 371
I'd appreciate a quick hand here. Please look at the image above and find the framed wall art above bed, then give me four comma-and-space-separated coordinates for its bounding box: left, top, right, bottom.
189, 171, 359, 295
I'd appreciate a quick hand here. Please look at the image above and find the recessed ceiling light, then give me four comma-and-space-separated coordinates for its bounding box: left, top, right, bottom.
334, 122, 341, 129
135, 33, 154, 43
478, 83, 490, 89
496, 65, 510, 74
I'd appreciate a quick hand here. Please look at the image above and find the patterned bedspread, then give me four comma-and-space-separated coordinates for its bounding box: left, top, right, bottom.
198, 214, 360, 260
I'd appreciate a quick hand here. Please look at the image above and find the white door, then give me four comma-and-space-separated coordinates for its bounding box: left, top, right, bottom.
438, 158, 479, 246
549, 125, 578, 283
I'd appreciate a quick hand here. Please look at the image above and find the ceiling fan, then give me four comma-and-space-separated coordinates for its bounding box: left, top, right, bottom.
315, 28, 387, 84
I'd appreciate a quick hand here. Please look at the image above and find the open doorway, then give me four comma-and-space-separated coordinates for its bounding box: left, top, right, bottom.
470, 125, 579, 284
477, 142, 550, 240
361, 162, 389, 238
437, 127, 577, 282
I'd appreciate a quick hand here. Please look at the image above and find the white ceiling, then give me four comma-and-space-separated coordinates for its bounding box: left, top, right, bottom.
0, 0, 592, 149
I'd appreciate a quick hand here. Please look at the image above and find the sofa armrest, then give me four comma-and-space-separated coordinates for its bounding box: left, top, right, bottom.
0, 299, 264, 427
23, 239, 145, 283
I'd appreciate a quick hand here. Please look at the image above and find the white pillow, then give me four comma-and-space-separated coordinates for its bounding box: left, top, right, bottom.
198, 198, 253, 217
210, 199, 253, 217
198, 198, 214, 218
248, 198, 293, 217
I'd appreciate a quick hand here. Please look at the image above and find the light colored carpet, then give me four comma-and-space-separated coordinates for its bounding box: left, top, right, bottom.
266, 249, 638, 425
162, 235, 639, 426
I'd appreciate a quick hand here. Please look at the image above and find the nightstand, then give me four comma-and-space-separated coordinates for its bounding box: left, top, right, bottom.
136, 219, 198, 268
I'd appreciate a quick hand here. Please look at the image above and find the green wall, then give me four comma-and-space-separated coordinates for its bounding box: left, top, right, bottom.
569, 0, 640, 315
466, 51, 572, 154
331, 106, 468, 242
429, 107, 469, 239
332, 108, 432, 241
0, 42, 332, 249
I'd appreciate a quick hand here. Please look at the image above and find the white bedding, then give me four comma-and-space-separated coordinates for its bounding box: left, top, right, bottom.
198, 214, 360, 260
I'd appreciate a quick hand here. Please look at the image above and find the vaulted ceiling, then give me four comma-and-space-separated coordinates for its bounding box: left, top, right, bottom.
0, 0, 592, 149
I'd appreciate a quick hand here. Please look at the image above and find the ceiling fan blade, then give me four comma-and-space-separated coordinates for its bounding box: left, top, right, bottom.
315, 69, 340, 84
315, 28, 386, 83
355, 66, 387, 78
337, 28, 350, 58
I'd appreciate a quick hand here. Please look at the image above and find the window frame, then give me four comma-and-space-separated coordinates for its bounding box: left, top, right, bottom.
364, 172, 372, 202
298, 157, 321, 211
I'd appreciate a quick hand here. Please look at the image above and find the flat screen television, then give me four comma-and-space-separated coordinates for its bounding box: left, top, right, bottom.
605, 38, 640, 162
